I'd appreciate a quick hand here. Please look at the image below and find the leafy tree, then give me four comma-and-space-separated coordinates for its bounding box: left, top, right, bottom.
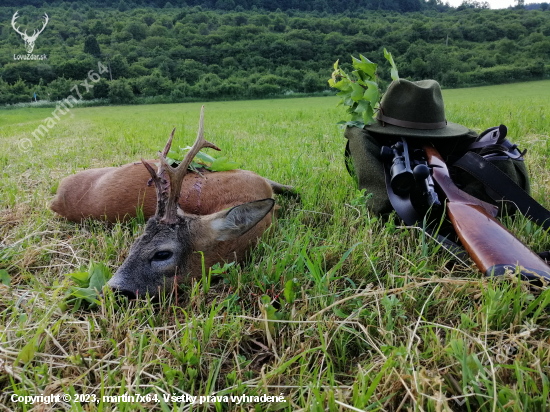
59, 58, 96, 80
193, 73, 223, 98
112, 30, 133, 43
302, 72, 321, 93
118, 0, 129, 12
272, 16, 287, 32
134, 73, 172, 96
1, 63, 56, 85
149, 24, 169, 37
143, 15, 156, 26
170, 81, 190, 100
93, 78, 110, 99
442, 70, 459, 87
174, 59, 205, 83
125, 21, 148, 41
411, 57, 427, 77
108, 55, 130, 79
216, 0, 236, 10
90, 21, 112, 36
398, 0, 422, 12
0, 79, 30, 104
457, 0, 489, 9
532, 40, 550, 56
129, 63, 149, 77
109, 79, 134, 103
48, 78, 74, 101
248, 82, 279, 97
84, 35, 101, 57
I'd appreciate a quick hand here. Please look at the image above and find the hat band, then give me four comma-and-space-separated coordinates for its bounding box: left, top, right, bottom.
378, 113, 447, 130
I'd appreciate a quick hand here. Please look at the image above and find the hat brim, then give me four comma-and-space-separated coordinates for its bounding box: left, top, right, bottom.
364, 120, 470, 138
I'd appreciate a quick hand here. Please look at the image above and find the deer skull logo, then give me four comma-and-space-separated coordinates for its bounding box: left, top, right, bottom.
11, 11, 49, 54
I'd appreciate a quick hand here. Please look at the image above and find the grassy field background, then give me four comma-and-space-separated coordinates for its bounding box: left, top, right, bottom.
1, 80, 550, 411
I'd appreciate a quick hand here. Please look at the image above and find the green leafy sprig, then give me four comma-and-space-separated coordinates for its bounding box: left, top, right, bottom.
329, 48, 399, 129
63, 261, 112, 311
164, 146, 240, 172
384, 48, 400, 83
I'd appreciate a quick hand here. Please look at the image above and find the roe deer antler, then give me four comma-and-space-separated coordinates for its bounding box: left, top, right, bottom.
141, 128, 175, 218
141, 106, 221, 224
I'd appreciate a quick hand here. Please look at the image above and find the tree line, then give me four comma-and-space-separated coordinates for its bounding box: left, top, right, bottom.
2, 0, 447, 14
0, 3, 549, 105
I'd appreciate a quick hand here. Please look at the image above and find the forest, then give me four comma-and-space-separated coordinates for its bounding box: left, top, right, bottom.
0, 0, 451, 14
0, 1, 549, 105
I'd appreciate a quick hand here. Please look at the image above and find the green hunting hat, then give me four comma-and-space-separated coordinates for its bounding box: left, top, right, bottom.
365, 79, 469, 138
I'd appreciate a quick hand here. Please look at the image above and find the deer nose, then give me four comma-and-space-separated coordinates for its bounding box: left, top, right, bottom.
107, 275, 138, 300
111, 287, 137, 301
114, 288, 137, 300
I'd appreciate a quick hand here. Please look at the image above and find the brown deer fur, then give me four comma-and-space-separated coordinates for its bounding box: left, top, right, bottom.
51, 162, 274, 223
50, 162, 279, 285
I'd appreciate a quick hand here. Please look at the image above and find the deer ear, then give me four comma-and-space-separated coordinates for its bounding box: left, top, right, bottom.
208, 199, 275, 241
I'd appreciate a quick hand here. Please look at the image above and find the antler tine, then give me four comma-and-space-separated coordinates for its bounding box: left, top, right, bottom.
171, 106, 220, 172
141, 158, 168, 217
160, 106, 221, 223
162, 127, 176, 157
139, 127, 176, 218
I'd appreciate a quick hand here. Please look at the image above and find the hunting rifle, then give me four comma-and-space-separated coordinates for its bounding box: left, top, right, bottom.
424, 144, 550, 284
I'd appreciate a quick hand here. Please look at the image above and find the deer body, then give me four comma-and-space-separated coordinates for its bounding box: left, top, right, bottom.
51, 108, 292, 298
51, 164, 277, 293
51, 162, 274, 222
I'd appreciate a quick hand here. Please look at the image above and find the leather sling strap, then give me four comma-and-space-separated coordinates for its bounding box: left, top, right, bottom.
454, 152, 550, 232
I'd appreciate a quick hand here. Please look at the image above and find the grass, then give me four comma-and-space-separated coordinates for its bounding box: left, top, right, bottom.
1, 80, 550, 411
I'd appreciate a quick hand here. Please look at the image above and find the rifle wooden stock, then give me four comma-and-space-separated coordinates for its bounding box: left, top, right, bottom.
424, 145, 550, 284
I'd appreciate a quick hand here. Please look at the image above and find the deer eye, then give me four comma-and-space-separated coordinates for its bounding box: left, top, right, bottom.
152, 251, 173, 261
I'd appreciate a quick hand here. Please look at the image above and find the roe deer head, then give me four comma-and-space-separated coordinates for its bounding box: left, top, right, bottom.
107, 107, 276, 298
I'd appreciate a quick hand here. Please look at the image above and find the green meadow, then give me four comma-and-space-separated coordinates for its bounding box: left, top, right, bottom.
1, 80, 550, 411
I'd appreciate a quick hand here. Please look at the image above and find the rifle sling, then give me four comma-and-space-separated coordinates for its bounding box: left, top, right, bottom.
454, 152, 550, 232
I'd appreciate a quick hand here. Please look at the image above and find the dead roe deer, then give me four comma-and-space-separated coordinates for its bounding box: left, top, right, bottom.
51, 107, 294, 298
